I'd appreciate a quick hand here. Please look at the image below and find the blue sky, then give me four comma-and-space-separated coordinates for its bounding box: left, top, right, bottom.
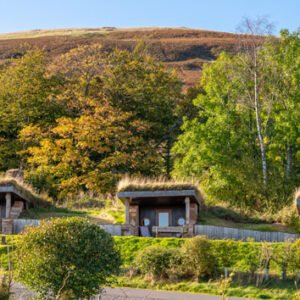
0, 0, 299, 34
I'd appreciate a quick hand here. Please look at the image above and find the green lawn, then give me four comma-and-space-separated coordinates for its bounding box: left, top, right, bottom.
199, 210, 296, 233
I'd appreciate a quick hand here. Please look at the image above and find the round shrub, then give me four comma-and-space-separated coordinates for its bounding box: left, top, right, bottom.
181, 236, 216, 281
15, 217, 121, 299
134, 245, 175, 280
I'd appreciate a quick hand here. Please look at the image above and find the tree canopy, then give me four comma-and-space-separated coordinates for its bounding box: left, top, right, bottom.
172, 30, 300, 211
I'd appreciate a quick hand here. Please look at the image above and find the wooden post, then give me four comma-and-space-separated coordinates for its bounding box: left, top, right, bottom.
5, 193, 11, 218
185, 197, 190, 225
125, 199, 130, 225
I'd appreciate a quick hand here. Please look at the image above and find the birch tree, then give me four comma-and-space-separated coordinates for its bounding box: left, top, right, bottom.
236, 17, 275, 188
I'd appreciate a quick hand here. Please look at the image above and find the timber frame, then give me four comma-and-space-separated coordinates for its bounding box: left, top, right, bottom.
117, 187, 204, 237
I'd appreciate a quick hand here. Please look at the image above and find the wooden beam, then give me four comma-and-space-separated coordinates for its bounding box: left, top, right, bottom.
5, 192, 11, 218
125, 199, 130, 225
185, 197, 190, 225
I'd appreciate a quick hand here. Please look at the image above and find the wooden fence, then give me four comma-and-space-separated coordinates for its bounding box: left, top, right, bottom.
194, 225, 299, 242
11, 220, 300, 242
99, 224, 123, 236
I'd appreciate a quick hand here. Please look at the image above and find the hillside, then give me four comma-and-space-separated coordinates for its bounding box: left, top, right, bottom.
0, 27, 246, 88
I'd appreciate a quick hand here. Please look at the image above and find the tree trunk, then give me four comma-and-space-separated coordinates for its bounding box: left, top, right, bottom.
165, 136, 172, 178
253, 54, 267, 187
281, 265, 287, 281
286, 143, 292, 180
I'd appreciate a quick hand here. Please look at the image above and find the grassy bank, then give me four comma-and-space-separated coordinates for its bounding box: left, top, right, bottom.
1, 235, 299, 298
114, 276, 296, 299
113, 236, 300, 299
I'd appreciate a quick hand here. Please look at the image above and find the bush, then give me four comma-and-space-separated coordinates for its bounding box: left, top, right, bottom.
114, 237, 183, 267
181, 236, 216, 281
134, 245, 175, 280
290, 239, 300, 279
15, 217, 121, 299
213, 240, 238, 275
0, 268, 11, 300
275, 206, 300, 232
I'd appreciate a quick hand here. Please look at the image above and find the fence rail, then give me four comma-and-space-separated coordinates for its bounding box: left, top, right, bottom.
13, 219, 40, 234
194, 225, 299, 242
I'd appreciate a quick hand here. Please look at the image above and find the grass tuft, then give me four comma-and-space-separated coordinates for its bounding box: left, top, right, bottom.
117, 176, 204, 204
0, 174, 52, 206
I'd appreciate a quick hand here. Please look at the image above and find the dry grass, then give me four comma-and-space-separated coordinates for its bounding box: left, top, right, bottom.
0, 28, 111, 40
0, 174, 51, 207
117, 176, 204, 204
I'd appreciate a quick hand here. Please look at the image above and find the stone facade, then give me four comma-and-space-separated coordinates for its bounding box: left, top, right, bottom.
189, 203, 198, 225
129, 205, 139, 226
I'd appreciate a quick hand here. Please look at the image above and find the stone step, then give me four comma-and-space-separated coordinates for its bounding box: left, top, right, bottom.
13, 201, 24, 208
10, 208, 23, 213
8, 201, 25, 219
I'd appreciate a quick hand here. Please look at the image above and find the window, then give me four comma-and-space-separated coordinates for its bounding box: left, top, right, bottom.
143, 218, 150, 226
177, 218, 185, 225
158, 212, 169, 227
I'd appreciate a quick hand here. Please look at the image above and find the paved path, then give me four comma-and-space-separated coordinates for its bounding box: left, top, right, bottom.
100, 287, 248, 300
12, 283, 249, 300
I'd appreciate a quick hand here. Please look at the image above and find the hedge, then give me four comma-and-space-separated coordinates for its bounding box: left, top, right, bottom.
114, 236, 291, 276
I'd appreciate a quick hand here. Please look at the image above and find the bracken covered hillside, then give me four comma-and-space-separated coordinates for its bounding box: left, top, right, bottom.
0, 27, 247, 88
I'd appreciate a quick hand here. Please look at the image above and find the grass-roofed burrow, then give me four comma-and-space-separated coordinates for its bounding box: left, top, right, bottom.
0, 175, 52, 208
117, 176, 204, 206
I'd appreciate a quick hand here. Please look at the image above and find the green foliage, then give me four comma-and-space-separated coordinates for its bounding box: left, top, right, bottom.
114, 236, 183, 267
181, 236, 216, 280
290, 239, 300, 275
15, 217, 121, 299
0, 48, 65, 171
114, 236, 300, 281
134, 245, 175, 279
275, 206, 300, 232
173, 30, 300, 211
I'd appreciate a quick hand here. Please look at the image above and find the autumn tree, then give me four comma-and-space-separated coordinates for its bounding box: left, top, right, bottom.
20, 43, 182, 198
20, 99, 159, 199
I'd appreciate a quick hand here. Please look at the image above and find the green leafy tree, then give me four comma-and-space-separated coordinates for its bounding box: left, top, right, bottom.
0, 48, 64, 170
15, 217, 121, 299
173, 29, 300, 211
